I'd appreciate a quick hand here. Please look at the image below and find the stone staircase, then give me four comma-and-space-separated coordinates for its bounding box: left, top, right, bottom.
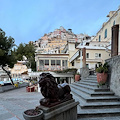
70, 75, 120, 119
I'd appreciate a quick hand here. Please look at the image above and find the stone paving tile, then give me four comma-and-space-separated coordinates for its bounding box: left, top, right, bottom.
0, 112, 14, 120
78, 116, 120, 120
5, 116, 20, 120
0, 87, 43, 120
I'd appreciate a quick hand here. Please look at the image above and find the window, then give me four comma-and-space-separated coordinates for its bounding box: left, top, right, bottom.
86, 64, 89, 68
95, 53, 98, 57
51, 60, 55, 65
62, 60, 68, 66
86, 43, 89, 46
113, 20, 115, 26
95, 53, 101, 58
62, 60, 65, 66
99, 35, 101, 42
86, 53, 89, 58
65, 60, 67, 66
45, 60, 49, 65
72, 62, 74, 66
56, 60, 60, 65
104, 29, 107, 38
39, 60, 44, 66
99, 53, 101, 58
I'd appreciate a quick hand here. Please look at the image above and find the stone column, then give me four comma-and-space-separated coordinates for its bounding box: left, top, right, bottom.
37, 77, 40, 92
80, 50, 83, 73
82, 47, 86, 67
80, 47, 89, 78
111, 24, 119, 57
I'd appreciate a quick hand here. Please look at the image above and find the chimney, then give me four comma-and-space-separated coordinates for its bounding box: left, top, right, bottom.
68, 29, 72, 33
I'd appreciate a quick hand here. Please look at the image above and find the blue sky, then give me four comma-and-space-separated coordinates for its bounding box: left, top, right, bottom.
0, 0, 120, 45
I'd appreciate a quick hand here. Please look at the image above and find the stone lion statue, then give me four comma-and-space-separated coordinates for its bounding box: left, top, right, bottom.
39, 73, 73, 107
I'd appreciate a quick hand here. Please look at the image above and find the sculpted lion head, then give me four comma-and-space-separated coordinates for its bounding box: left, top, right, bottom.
39, 73, 59, 99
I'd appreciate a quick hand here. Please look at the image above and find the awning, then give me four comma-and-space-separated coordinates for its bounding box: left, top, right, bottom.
69, 50, 80, 63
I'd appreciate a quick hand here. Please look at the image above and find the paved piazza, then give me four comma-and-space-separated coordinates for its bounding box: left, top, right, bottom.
1, 87, 120, 120
0, 87, 43, 120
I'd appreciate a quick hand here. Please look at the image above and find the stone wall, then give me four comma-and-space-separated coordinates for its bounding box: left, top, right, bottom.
0, 83, 28, 93
106, 55, 120, 96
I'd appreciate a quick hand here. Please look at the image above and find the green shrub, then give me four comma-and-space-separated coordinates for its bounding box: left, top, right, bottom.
96, 62, 109, 73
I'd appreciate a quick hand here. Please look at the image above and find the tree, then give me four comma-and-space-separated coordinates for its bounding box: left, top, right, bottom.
0, 28, 16, 85
15, 42, 36, 71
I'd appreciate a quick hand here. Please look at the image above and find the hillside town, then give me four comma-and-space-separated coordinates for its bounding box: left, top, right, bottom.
0, 4, 120, 120
1, 6, 120, 87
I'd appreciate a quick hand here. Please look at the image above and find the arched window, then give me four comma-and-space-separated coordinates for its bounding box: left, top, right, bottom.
99, 35, 101, 42
104, 29, 107, 38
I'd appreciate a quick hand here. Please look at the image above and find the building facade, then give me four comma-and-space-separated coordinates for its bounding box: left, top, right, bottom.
92, 7, 120, 54
10, 61, 29, 80
35, 53, 69, 71
66, 36, 111, 71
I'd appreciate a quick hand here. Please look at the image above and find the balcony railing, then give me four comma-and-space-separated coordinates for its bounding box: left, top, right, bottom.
38, 65, 68, 71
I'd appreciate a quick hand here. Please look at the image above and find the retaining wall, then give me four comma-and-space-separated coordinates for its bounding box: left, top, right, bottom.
106, 55, 120, 96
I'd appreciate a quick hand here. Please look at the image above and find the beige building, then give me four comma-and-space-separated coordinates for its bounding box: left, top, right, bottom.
11, 61, 28, 80
65, 36, 111, 71
92, 7, 120, 54
35, 53, 69, 71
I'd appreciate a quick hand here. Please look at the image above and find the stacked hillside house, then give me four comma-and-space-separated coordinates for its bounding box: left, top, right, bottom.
34, 26, 83, 54
10, 61, 29, 81
34, 27, 89, 71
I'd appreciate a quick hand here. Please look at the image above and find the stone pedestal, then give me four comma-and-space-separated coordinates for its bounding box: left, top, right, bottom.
38, 99, 79, 120
80, 67, 89, 79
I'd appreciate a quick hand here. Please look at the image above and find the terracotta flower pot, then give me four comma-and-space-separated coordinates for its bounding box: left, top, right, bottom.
75, 74, 80, 81
97, 73, 108, 84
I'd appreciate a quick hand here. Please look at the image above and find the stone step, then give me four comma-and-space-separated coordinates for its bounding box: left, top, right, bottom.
77, 108, 120, 118
91, 91, 114, 97
82, 78, 97, 81
71, 87, 120, 102
77, 116, 120, 120
73, 82, 110, 92
86, 96, 120, 102
70, 84, 94, 96
81, 102, 120, 109
71, 84, 114, 97
71, 87, 90, 101
79, 81, 98, 87
81, 80, 98, 84
72, 90, 120, 110
87, 76, 97, 79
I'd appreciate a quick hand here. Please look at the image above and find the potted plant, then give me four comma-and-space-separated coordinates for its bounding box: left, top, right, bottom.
75, 72, 81, 81
23, 107, 43, 120
96, 62, 109, 85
